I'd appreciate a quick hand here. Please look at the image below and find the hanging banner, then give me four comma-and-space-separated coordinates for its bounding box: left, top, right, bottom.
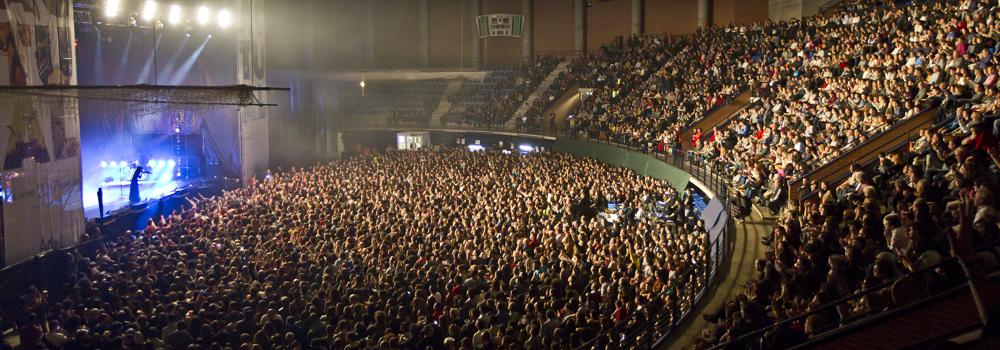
476, 14, 524, 38
0, 0, 83, 267
236, 0, 268, 183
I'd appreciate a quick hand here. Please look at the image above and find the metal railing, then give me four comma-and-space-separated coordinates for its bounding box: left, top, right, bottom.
570, 136, 737, 349
710, 237, 1000, 350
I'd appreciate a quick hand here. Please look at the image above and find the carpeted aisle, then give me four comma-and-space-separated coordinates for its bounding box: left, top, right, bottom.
663, 205, 776, 349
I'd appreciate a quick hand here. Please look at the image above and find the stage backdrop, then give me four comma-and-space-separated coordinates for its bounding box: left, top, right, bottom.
0, 0, 83, 267
237, 0, 268, 182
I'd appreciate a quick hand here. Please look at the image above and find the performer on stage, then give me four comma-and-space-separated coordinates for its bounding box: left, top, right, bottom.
129, 166, 151, 204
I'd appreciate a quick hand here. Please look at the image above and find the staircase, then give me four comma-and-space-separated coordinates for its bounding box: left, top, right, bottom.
790, 108, 939, 200
428, 78, 466, 126
504, 61, 570, 129
680, 90, 753, 150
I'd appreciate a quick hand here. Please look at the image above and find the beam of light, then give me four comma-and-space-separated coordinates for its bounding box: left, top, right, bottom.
168, 4, 182, 25
136, 33, 163, 84
169, 35, 210, 85
196, 6, 211, 26
157, 36, 188, 83
105, 0, 121, 18
115, 31, 133, 84
217, 9, 231, 28
142, 1, 157, 21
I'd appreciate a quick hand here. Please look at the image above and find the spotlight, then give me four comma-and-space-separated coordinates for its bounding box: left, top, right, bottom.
129, 16, 137, 26
196, 6, 211, 25
217, 9, 231, 28
207, 34, 212, 38
185, 32, 191, 38
118, 161, 128, 168
359, 80, 366, 88
174, 124, 182, 133
157, 159, 166, 168
105, 0, 121, 18
518, 144, 535, 153
141, 0, 157, 21
100, 161, 109, 168
167, 159, 176, 167
168, 4, 182, 25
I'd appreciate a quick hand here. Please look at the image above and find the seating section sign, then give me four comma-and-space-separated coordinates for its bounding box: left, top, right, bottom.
476, 14, 524, 38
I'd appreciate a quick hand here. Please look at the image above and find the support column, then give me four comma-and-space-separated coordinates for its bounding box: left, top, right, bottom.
631, 0, 643, 35
419, 0, 430, 67
697, 0, 709, 28
365, 0, 376, 68
522, 0, 533, 62
574, 0, 585, 53
470, 0, 481, 69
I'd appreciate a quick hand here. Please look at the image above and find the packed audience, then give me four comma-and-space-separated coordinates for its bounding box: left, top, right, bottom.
6, 150, 711, 350
699, 115, 1000, 349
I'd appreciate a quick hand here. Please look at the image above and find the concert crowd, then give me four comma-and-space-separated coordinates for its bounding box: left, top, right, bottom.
7, 150, 709, 350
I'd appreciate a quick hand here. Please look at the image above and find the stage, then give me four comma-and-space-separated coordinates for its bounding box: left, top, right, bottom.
81, 156, 218, 218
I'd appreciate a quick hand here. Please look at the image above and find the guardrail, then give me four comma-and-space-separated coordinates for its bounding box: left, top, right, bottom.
564, 136, 736, 349
341, 124, 738, 349
709, 236, 1000, 350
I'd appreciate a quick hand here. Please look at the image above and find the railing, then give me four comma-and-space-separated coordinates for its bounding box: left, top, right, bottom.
0, 179, 235, 330
572, 136, 737, 349
710, 236, 1000, 350
339, 116, 563, 137
296, 121, 738, 349
791, 107, 941, 200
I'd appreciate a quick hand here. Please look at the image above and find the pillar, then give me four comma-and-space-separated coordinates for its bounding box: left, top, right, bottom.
574, 0, 585, 52
365, 0, 376, 67
522, 0, 533, 62
697, 0, 709, 28
631, 0, 643, 35
470, 0, 481, 69
419, 0, 430, 67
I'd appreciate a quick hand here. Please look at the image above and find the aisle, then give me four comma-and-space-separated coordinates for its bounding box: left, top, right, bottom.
663, 205, 776, 349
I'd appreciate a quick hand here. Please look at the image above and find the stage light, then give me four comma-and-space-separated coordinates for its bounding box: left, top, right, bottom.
207, 34, 212, 38
105, 0, 121, 18
196, 6, 211, 26
167, 159, 176, 167
359, 80, 366, 88
142, 1, 157, 21
100, 161, 109, 168
217, 9, 231, 28
157, 159, 166, 168
467, 145, 485, 152
168, 4, 182, 25
118, 161, 128, 168
174, 124, 182, 133
518, 144, 535, 153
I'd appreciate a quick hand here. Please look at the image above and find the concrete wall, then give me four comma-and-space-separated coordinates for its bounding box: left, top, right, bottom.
265, 0, 778, 71
714, 0, 770, 26
553, 138, 691, 192
533, 0, 576, 54
768, 0, 824, 22
586, 0, 632, 51
645, 0, 700, 35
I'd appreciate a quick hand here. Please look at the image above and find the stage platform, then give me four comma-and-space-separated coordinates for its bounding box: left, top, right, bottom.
83, 178, 211, 219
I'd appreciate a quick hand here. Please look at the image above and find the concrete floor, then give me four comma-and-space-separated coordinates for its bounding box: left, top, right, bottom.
662, 206, 776, 349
